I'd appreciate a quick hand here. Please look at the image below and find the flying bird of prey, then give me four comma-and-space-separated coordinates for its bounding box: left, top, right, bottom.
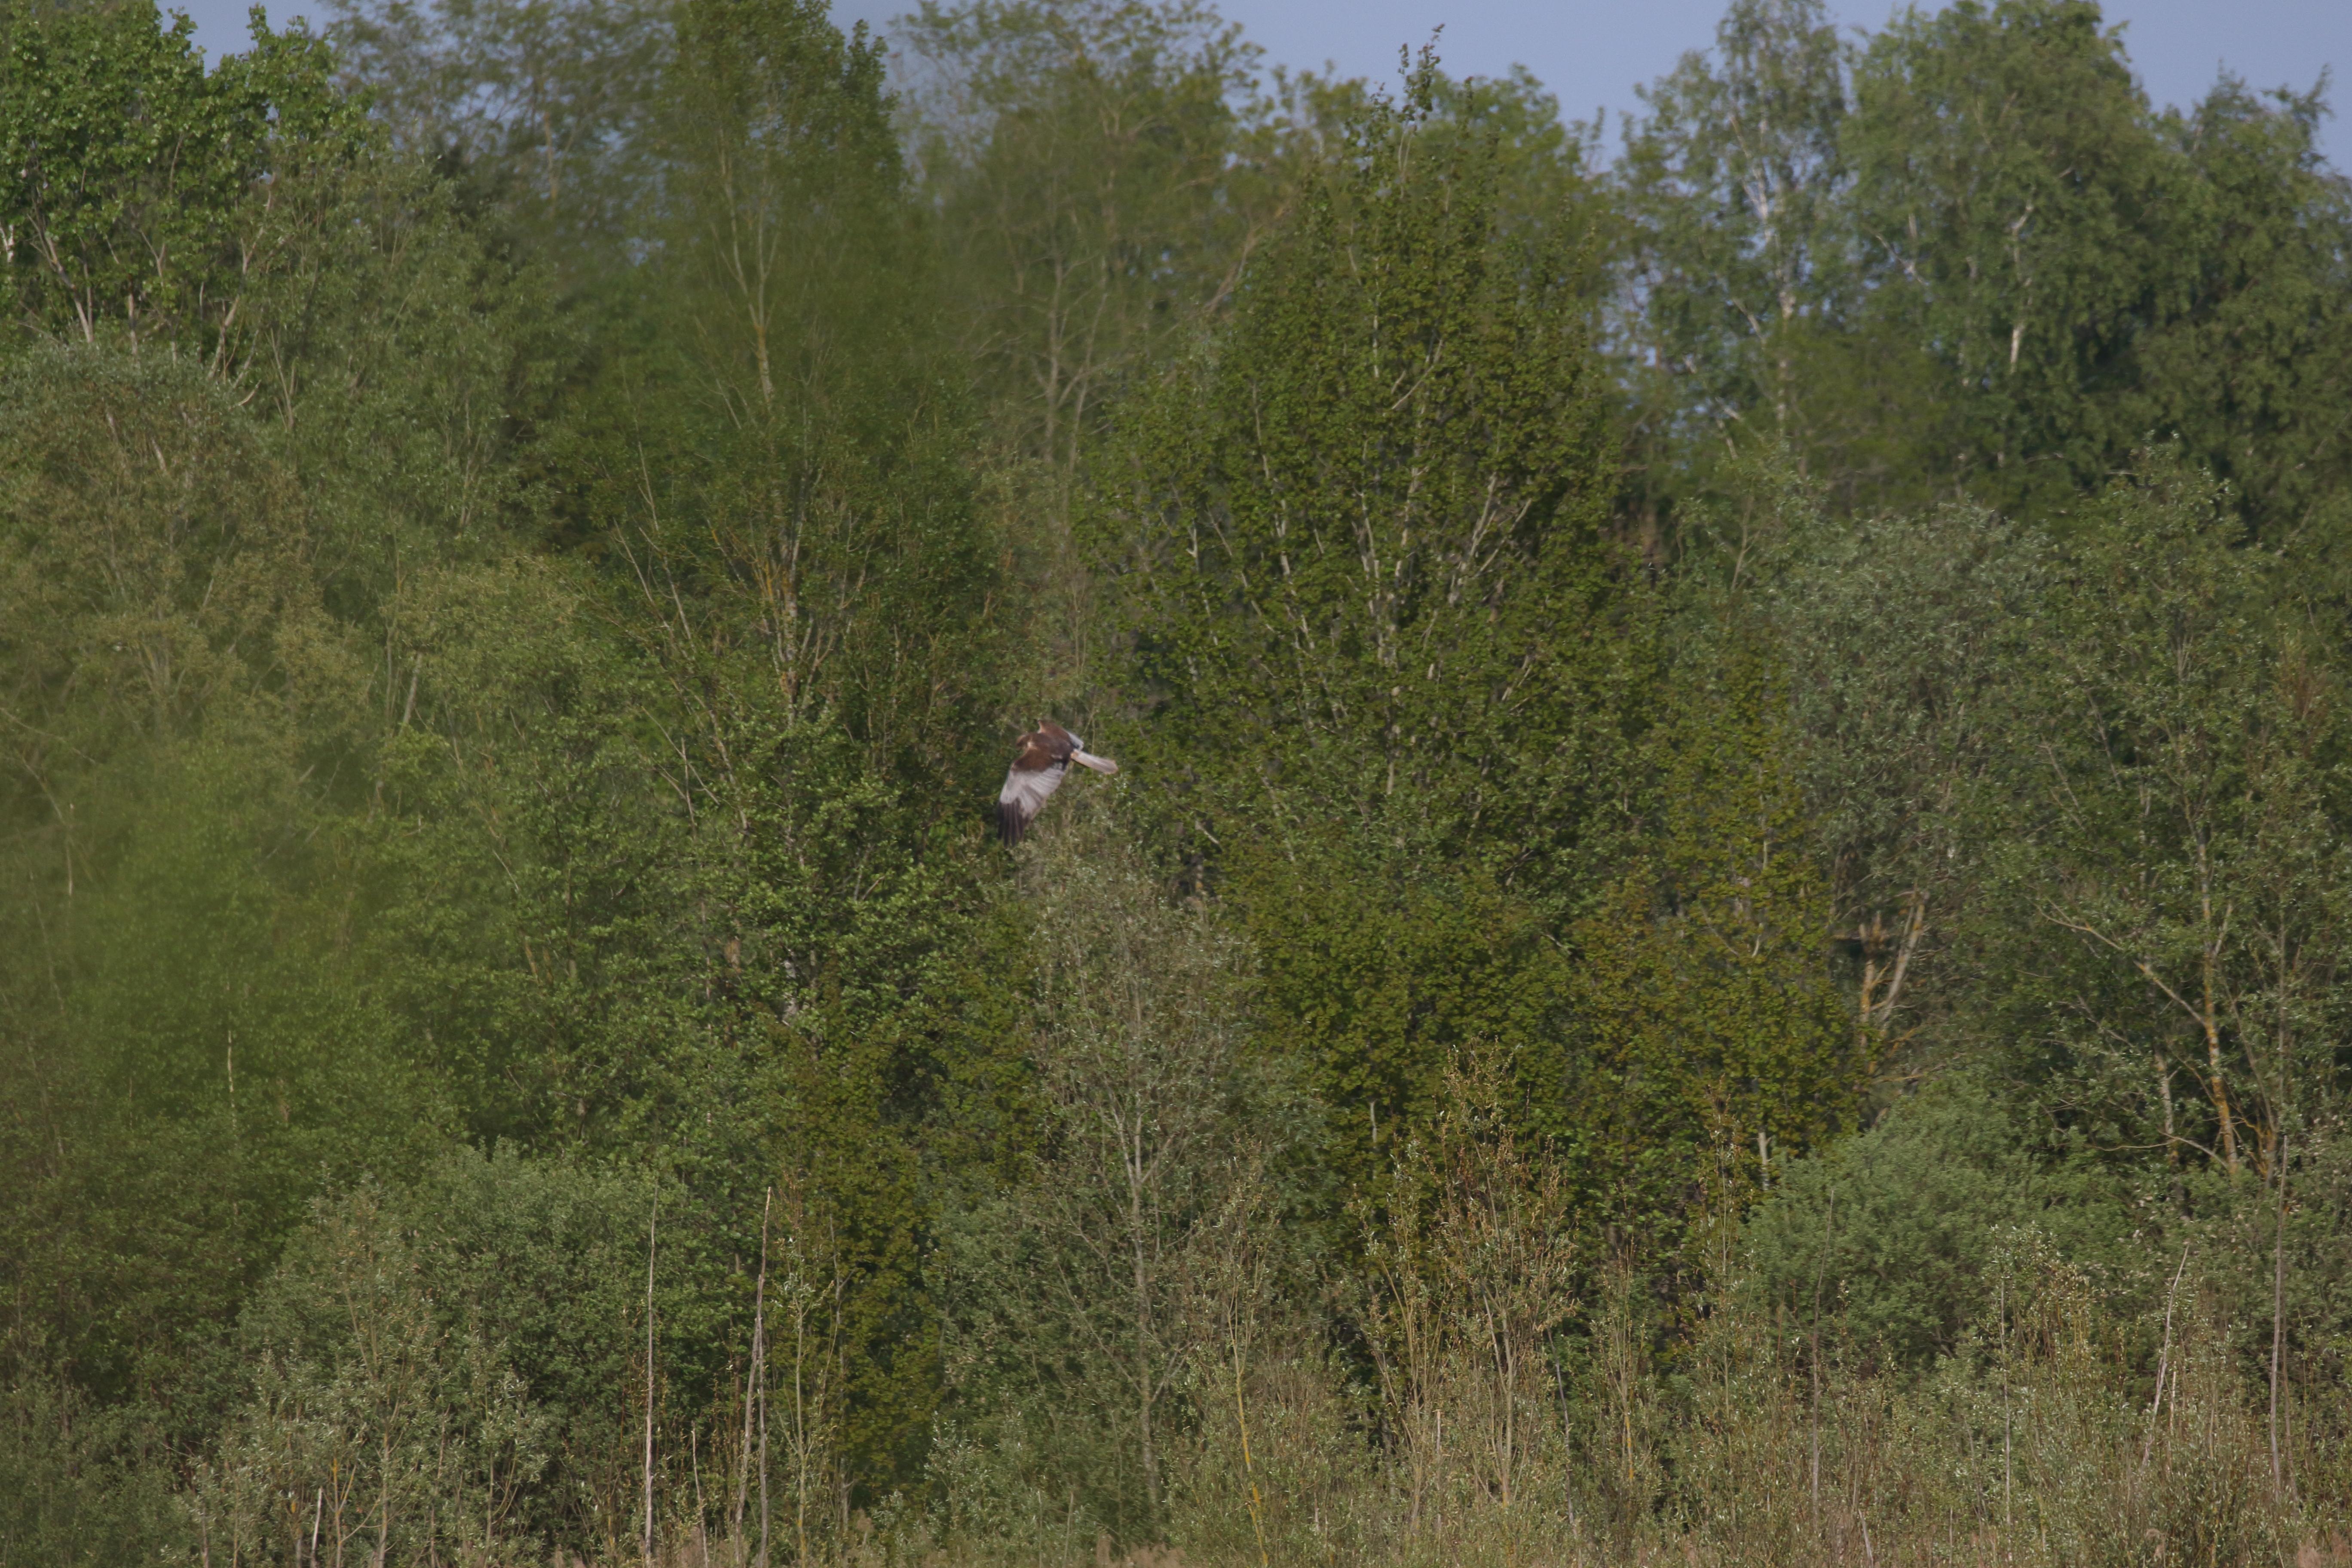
997, 721, 1118, 844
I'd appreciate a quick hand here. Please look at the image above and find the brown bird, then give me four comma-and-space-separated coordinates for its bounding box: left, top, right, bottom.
997, 720, 1118, 844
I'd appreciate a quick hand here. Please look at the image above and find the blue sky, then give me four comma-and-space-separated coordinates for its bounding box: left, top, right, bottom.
173, 0, 2347, 164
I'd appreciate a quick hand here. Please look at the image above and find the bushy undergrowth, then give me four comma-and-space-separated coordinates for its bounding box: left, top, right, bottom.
901, 1068, 2352, 1568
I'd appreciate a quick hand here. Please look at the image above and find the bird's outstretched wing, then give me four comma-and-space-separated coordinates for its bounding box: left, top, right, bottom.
998, 738, 1067, 845
997, 723, 1118, 844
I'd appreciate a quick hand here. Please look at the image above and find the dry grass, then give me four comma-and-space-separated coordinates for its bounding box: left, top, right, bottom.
857, 1252, 2345, 1568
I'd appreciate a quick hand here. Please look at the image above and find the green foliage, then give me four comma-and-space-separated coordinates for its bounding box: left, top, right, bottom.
0, 1376, 187, 1567
1107, 55, 1633, 893
1971, 460, 2352, 1168
903, 0, 1274, 469
937, 803, 1270, 1540
568, 0, 1006, 776
0, 350, 441, 1429
193, 1148, 688, 1554
1417, 67, 1608, 254
0, 348, 346, 762
1096, 56, 1657, 1274
539, 0, 1014, 1489
2130, 81, 2352, 545
0, 3, 368, 361
1744, 1077, 2061, 1364
4, 0, 2352, 1559
322, 0, 668, 267
1761, 496, 2051, 1072
1351, 1058, 1577, 1535
1840, 0, 2161, 517
1616, 0, 1847, 452
1240, 848, 1570, 1212
1565, 619, 1854, 1262
1620, 0, 2352, 538
192, 1174, 556, 1565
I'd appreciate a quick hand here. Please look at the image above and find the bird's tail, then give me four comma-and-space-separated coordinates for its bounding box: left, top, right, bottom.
1072, 750, 1119, 775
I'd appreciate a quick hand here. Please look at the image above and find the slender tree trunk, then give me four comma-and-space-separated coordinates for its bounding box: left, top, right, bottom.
1232, 1334, 1269, 1568
1128, 1117, 1160, 1519
735, 1192, 769, 1565
2200, 896, 2240, 1176
645, 1192, 659, 1568
2140, 1247, 2188, 1479
2205, 1014, 2238, 1174
2157, 1054, 2177, 1167
2270, 1127, 2291, 1498
1810, 1187, 1833, 1538
2000, 1272, 2012, 1540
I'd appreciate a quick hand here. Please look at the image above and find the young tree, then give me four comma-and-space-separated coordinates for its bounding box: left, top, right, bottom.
1762, 495, 2055, 1075
1107, 53, 1634, 898
1985, 461, 2351, 1180
2130, 80, 2352, 548
1101, 53, 1643, 1222
1565, 619, 1854, 1262
903, 0, 1278, 479
500, 0, 1013, 1503
0, 5, 384, 376
1616, 0, 1848, 453
938, 805, 1262, 1540
1839, 0, 2169, 519
1356, 1059, 1577, 1538
1611, 0, 2352, 532
323, 0, 668, 263
902, 0, 1295, 701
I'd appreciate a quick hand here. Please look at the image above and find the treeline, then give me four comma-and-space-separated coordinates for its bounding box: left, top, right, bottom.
1, 0, 2349, 1562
